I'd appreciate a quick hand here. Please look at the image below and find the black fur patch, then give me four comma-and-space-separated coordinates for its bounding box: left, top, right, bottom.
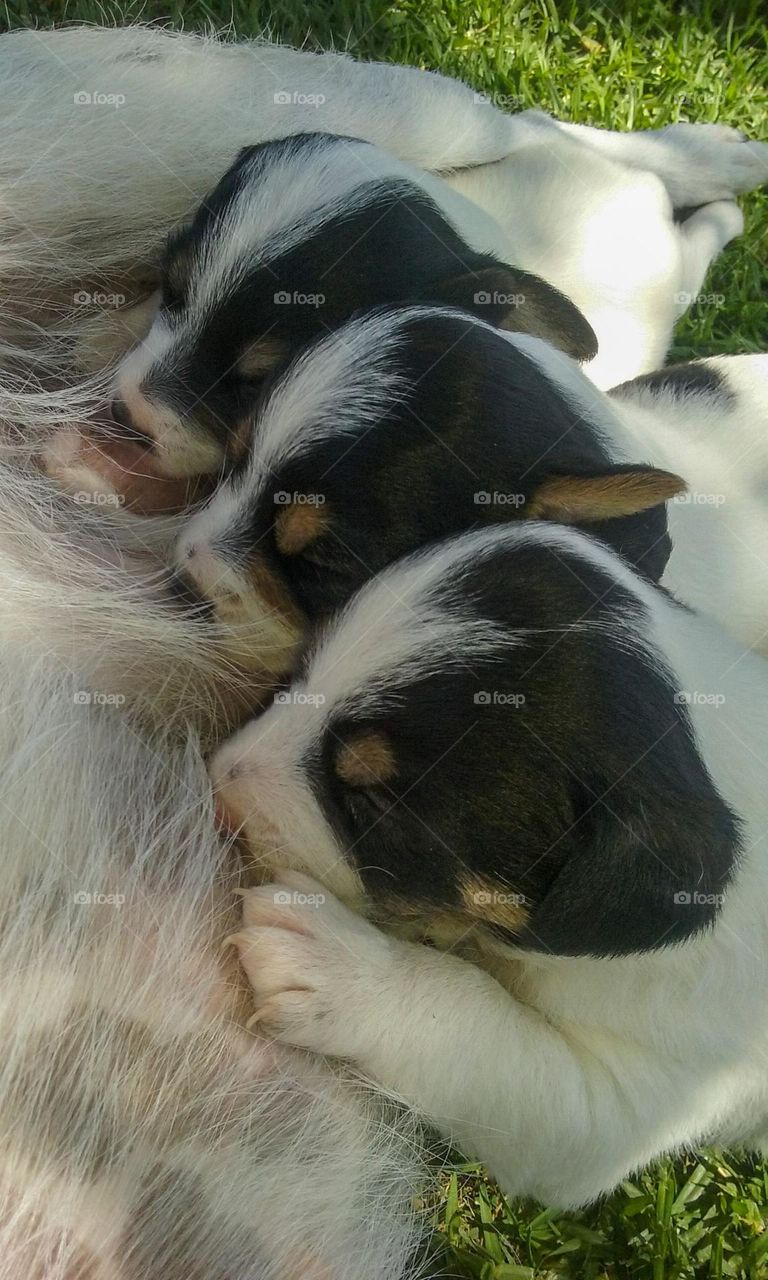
306, 535, 740, 959
612, 361, 733, 406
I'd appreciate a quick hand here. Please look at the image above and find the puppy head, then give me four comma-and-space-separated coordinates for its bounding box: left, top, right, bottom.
112, 133, 596, 477
176, 306, 681, 672
210, 524, 739, 957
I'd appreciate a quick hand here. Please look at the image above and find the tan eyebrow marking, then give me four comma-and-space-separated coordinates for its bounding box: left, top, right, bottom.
274, 501, 330, 556
335, 732, 397, 788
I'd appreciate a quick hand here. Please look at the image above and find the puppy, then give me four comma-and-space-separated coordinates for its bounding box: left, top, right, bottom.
107, 131, 597, 478
173, 305, 682, 673
210, 521, 768, 1208
174, 307, 768, 667
105, 129, 749, 476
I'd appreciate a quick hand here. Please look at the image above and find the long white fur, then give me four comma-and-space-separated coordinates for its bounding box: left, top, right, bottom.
0, 100, 433, 1280
210, 522, 768, 1208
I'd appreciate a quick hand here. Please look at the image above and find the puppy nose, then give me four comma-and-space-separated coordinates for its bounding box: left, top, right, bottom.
109, 398, 155, 448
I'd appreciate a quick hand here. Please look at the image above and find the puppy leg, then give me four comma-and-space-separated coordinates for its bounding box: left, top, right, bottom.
230, 875, 704, 1208
675, 200, 744, 314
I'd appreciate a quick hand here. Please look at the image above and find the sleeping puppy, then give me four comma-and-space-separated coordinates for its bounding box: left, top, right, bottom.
54, 125, 747, 492
210, 522, 768, 1208
172, 305, 682, 673
174, 307, 768, 668
105, 131, 596, 478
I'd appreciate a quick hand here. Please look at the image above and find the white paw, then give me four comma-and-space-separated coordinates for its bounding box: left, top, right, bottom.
229, 871, 395, 1058
658, 123, 768, 199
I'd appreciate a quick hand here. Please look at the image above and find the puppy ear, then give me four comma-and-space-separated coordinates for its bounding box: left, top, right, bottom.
426, 264, 598, 362
526, 465, 686, 522
516, 709, 740, 959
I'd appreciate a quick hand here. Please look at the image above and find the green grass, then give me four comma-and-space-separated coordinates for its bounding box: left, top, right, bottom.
2, 1, 767, 1275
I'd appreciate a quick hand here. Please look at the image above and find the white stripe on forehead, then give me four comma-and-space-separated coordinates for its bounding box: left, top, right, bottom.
247, 522, 657, 766
191, 305, 497, 549
245, 306, 411, 481
189, 138, 427, 315
302, 521, 657, 714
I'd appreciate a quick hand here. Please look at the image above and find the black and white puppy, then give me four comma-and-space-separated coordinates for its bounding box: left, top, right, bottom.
109, 132, 596, 477
173, 305, 683, 671
105, 126, 750, 480
174, 308, 768, 669
210, 522, 768, 1208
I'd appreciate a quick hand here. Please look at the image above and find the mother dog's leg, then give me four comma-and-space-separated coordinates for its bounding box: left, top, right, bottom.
1, 25, 763, 305
545, 118, 768, 207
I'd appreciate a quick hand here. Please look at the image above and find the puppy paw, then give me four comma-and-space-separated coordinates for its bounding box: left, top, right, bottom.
229, 871, 394, 1058
658, 123, 768, 200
